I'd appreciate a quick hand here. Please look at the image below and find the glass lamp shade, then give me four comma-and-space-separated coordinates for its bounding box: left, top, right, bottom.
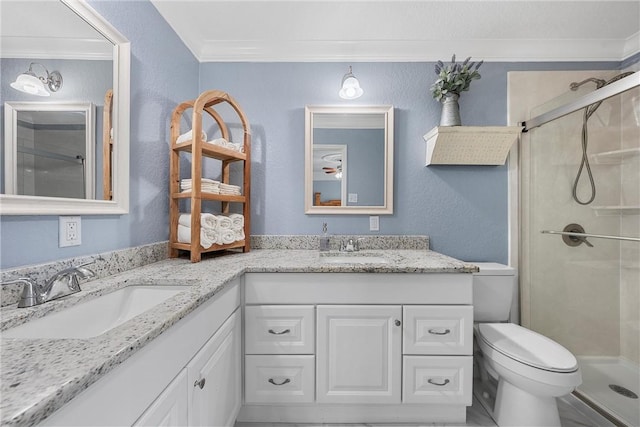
10, 73, 50, 97
339, 75, 363, 99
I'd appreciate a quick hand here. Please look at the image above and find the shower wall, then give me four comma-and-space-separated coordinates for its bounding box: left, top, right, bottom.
620, 86, 640, 364
508, 70, 639, 361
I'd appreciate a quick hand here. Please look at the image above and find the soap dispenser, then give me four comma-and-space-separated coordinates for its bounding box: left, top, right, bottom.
319, 222, 330, 251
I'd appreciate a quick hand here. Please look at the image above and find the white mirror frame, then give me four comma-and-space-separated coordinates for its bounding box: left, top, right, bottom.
4, 102, 96, 199
0, 0, 130, 215
305, 105, 394, 215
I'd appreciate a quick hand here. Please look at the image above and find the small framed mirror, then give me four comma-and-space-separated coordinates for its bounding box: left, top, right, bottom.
305, 105, 394, 214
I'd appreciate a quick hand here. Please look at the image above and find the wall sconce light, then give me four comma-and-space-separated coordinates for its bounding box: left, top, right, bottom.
339, 66, 363, 100
10, 63, 63, 97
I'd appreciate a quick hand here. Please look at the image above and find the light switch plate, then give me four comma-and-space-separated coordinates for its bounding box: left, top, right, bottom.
348, 193, 358, 203
59, 216, 81, 247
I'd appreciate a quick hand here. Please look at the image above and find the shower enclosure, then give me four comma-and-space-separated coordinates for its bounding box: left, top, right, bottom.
519, 70, 639, 426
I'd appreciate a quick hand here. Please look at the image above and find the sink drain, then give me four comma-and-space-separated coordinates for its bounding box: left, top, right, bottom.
609, 384, 638, 399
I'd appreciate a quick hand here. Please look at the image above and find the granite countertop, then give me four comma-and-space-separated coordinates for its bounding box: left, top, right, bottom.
0, 249, 477, 427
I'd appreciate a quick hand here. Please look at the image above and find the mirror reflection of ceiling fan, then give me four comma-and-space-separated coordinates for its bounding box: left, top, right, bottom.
320, 152, 343, 179
322, 161, 341, 175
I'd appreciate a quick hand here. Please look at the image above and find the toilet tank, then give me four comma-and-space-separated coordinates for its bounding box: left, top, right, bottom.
471, 262, 516, 322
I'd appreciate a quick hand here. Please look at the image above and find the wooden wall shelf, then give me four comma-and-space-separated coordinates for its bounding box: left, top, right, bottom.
424, 126, 521, 166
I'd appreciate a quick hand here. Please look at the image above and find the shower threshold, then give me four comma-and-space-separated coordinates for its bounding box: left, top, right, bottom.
576, 356, 640, 427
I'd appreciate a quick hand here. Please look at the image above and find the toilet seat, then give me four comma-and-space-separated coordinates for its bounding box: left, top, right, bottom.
477, 323, 578, 373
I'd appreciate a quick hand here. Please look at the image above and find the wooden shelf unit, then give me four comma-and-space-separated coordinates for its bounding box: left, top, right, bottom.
169, 90, 251, 262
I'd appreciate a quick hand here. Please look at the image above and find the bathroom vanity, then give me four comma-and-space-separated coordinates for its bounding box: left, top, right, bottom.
240, 272, 473, 423
0, 248, 477, 426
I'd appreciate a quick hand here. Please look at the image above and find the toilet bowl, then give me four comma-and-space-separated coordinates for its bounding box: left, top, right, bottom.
471, 263, 582, 427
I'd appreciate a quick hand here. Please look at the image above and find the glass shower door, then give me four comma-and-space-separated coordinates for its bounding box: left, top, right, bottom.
526, 83, 639, 426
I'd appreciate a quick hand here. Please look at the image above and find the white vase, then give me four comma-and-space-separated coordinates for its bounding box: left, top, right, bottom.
440, 93, 461, 126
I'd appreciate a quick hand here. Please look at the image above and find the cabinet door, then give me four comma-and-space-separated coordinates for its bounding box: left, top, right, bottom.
188, 309, 241, 427
316, 305, 402, 404
133, 369, 188, 427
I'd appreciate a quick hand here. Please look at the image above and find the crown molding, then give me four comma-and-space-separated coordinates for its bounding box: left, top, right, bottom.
197, 39, 637, 63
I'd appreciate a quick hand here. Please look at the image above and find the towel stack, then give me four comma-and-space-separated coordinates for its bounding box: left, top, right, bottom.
219, 183, 241, 196
180, 178, 220, 193
208, 137, 244, 153
177, 213, 245, 248
177, 129, 207, 144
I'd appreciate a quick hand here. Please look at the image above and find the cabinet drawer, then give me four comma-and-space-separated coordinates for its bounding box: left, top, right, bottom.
403, 306, 472, 355
245, 355, 315, 403
402, 356, 472, 405
245, 305, 315, 354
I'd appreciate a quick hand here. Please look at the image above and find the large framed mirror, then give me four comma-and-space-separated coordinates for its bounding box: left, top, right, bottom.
305, 105, 394, 214
0, 0, 130, 215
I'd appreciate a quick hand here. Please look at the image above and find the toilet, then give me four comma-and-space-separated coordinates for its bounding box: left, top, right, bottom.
471, 262, 582, 427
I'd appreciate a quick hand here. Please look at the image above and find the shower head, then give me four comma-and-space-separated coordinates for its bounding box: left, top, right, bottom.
570, 77, 606, 91
570, 71, 635, 92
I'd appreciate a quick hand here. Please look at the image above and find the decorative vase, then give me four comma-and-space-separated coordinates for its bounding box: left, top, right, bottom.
440, 93, 461, 126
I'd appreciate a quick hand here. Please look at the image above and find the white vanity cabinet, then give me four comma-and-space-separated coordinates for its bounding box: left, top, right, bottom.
133, 370, 189, 426
135, 310, 241, 426
41, 281, 241, 427
186, 309, 241, 427
239, 272, 473, 424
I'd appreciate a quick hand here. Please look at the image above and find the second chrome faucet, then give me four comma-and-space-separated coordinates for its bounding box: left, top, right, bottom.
2, 263, 96, 308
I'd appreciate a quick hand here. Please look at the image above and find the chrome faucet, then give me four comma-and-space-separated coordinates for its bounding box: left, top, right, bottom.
1, 263, 95, 308
340, 238, 363, 252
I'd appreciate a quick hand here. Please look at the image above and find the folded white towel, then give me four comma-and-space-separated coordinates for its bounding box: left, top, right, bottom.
208, 137, 228, 147
177, 224, 217, 249
179, 213, 218, 230
207, 138, 244, 153
177, 129, 207, 144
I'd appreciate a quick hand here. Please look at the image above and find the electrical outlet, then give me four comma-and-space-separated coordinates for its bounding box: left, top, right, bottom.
59, 216, 81, 247
369, 215, 380, 231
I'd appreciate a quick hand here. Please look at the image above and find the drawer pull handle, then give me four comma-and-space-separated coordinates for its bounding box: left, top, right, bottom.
428, 328, 451, 335
428, 378, 450, 387
268, 328, 291, 335
268, 378, 291, 386
194, 378, 206, 389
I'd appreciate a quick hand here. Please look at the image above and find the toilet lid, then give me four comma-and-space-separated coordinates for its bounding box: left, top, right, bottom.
478, 323, 578, 373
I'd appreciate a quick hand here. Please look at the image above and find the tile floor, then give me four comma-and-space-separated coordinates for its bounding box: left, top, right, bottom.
236, 393, 617, 427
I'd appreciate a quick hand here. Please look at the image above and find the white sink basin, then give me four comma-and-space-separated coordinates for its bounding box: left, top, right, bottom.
320, 255, 389, 264
2, 285, 185, 339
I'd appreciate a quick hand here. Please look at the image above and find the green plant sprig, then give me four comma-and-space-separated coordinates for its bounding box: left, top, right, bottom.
430, 54, 483, 101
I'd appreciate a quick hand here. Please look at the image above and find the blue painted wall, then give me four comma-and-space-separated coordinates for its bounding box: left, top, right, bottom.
0, 0, 625, 269
198, 61, 618, 262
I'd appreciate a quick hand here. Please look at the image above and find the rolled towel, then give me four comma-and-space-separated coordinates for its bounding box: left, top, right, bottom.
177, 129, 207, 144
179, 213, 218, 230
234, 228, 245, 241
227, 213, 244, 229
215, 216, 233, 230
177, 224, 217, 249
217, 229, 237, 245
